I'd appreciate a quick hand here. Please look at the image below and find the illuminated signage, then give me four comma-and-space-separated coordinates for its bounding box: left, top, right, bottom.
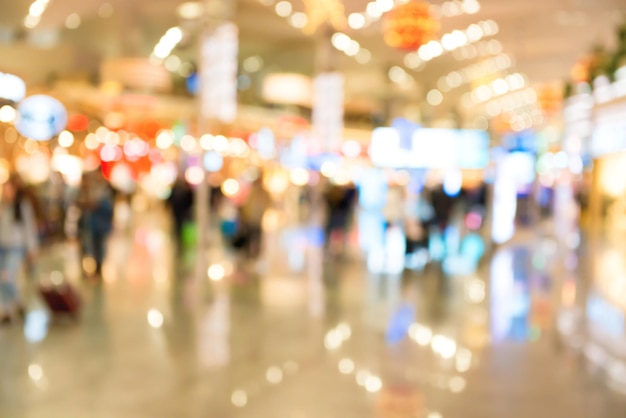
200, 22, 238, 123
369, 127, 489, 169
15, 95, 67, 141
312, 72, 344, 153
0, 72, 26, 102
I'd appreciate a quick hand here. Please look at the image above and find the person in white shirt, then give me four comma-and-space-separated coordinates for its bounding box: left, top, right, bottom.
0, 176, 39, 325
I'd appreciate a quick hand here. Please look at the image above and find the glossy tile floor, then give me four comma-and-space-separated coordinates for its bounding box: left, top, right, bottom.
1, 209, 626, 418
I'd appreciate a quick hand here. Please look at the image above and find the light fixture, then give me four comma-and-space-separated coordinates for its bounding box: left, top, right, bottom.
289, 12, 308, 28
348, 13, 365, 29
177, 2, 204, 19
65, 13, 81, 30
275, 1, 292, 17
427, 89, 443, 106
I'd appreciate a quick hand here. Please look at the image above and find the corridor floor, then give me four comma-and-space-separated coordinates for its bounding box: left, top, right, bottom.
1, 212, 625, 418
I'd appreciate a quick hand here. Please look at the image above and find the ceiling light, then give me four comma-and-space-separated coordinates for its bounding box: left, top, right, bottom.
492, 78, 508, 95
427, 89, 443, 106
404, 53, 423, 70
178, 62, 194, 77
474, 85, 492, 102
289, 12, 308, 28
275, 1, 292, 17
348, 13, 366, 29
345, 40, 360, 56
466, 24, 483, 42
29, 0, 47, 18
495, 54, 512, 70
376, 0, 394, 13
486, 101, 501, 117
243, 56, 264, 73
426, 41, 443, 58
438, 78, 451, 92
487, 39, 502, 54
177, 2, 204, 19
366, 2, 382, 18
331, 32, 351, 51
65, 13, 81, 30
441, 34, 455, 51
462, 0, 480, 14
355, 48, 372, 64
24, 15, 40, 29
164, 55, 181, 72
447, 71, 462, 87
481, 20, 499, 36
506, 73, 525, 90
389, 66, 407, 83
165, 27, 183, 43
418, 46, 432, 61
98, 3, 113, 18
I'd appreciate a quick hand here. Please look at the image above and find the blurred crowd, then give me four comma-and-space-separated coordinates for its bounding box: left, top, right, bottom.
0, 168, 490, 324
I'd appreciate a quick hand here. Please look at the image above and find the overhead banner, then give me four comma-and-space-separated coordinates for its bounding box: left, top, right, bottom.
200, 22, 238, 123
312, 72, 344, 153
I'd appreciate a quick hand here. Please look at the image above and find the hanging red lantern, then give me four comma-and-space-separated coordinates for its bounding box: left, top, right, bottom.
383, 1, 439, 51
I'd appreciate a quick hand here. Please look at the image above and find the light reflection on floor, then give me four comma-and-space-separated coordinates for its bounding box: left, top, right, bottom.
0, 210, 625, 417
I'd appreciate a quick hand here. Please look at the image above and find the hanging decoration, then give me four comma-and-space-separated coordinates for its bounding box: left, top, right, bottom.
383, 1, 439, 51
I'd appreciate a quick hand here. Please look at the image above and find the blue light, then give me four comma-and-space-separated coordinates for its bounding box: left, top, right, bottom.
203, 151, 224, 172
186, 72, 198, 95
16, 95, 67, 141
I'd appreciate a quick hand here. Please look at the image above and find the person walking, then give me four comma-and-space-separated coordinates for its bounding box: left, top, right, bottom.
0, 176, 39, 324
78, 176, 114, 278
239, 177, 271, 258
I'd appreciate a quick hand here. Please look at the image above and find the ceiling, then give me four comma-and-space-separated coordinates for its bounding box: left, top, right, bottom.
0, 0, 625, 125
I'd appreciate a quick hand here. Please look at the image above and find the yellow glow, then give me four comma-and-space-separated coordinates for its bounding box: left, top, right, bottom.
156, 130, 174, 150
321, 161, 337, 178
231, 390, 248, 407
28, 364, 44, 381
82, 257, 97, 275
58, 130, 74, 148
24, 139, 38, 155
289, 168, 309, 186
221, 178, 240, 197
0, 159, 10, 184
185, 166, 205, 185
266, 171, 289, 195
147, 309, 164, 328
213, 135, 229, 153
0, 105, 16, 123
207, 264, 225, 281
200, 134, 214, 150
365, 375, 383, 393
266, 366, 283, 384
180, 135, 197, 152
338, 358, 355, 374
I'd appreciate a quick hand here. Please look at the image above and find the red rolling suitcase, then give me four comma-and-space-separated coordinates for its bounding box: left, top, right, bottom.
39, 273, 81, 318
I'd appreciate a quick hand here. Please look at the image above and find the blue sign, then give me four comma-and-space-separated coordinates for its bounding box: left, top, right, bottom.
15, 95, 67, 141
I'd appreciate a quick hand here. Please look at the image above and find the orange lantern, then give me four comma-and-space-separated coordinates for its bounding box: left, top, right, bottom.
383, 1, 439, 51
